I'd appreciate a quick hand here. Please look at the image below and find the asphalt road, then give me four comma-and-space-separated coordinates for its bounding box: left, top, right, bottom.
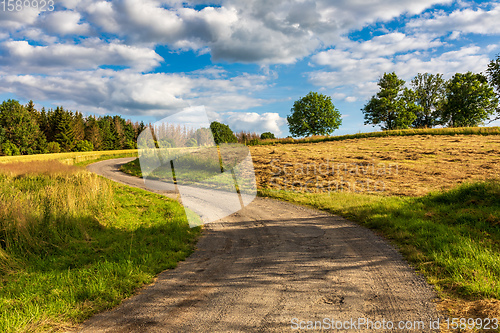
80, 157, 441, 332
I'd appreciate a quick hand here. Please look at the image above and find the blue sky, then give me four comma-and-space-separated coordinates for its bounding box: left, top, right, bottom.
0, 0, 499, 137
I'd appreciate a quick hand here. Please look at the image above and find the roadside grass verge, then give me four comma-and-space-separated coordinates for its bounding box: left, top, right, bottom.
119, 155, 244, 191
257, 126, 500, 146
0, 161, 200, 332
260, 181, 500, 320
119, 157, 142, 177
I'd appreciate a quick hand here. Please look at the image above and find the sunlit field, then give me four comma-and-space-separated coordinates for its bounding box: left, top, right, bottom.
0, 160, 199, 332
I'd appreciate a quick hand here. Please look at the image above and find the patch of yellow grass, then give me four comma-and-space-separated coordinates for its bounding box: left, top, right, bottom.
0, 149, 137, 165
0, 160, 81, 176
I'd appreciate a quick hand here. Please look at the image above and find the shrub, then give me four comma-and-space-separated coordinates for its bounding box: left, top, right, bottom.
46, 142, 61, 154
247, 138, 261, 146
1, 141, 20, 156
124, 139, 136, 149
74, 140, 94, 152
260, 132, 275, 140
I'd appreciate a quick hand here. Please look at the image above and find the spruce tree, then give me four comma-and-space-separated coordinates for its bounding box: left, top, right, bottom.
54, 107, 75, 151
98, 116, 115, 150
73, 111, 85, 142
85, 116, 103, 151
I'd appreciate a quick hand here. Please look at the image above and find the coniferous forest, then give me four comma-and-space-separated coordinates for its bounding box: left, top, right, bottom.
0, 99, 146, 156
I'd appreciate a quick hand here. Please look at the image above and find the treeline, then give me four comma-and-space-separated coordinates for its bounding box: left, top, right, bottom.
362, 55, 500, 130
0, 99, 146, 156
146, 121, 275, 147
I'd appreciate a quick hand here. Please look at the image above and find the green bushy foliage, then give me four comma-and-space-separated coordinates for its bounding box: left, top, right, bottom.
210, 121, 237, 145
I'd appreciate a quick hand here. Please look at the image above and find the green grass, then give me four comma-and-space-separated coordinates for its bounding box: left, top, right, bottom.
74, 152, 138, 167
120, 156, 247, 192
257, 126, 500, 145
0, 168, 200, 332
260, 181, 500, 300
119, 157, 143, 177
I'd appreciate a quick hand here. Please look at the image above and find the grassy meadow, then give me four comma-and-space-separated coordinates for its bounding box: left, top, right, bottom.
0, 149, 138, 166
251, 134, 500, 196
121, 132, 500, 325
0, 160, 200, 332
2, 128, 499, 331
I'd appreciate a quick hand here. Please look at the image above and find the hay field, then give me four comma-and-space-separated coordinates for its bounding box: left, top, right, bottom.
251, 134, 500, 196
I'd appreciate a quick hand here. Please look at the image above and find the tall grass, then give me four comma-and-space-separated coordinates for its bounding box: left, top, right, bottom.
0, 149, 137, 165
0, 162, 112, 266
0, 161, 200, 332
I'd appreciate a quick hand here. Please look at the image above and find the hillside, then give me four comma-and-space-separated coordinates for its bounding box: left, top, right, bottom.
251, 134, 500, 197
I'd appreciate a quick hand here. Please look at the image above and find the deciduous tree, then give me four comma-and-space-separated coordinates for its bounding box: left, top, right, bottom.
441, 72, 499, 127
287, 91, 342, 137
410, 73, 445, 128
362, 72, 419, 130
210, 121, 237, 144
0, 100, 46, 154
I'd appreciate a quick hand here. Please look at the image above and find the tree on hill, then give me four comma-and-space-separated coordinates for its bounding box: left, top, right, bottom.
440, 72, 499, 127
486, 55, 500, 123
260, 132, 275, 140
25, 100, 38, 120
487, 55, 500, 97
362, 72, 419, 130
210, 121, 237, 144
112, 116, 126, 149
287, 91, 342, 137
123, 120, 136, 149
410, 73, 445, 128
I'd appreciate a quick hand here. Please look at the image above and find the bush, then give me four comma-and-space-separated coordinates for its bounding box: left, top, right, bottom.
210, 121, 237, 145
1, 141, 20, 156
74, 140, 94, 152
124, 139, 136, 149
46, 142, 61, 154
247, 138, 260, 146
260, 132, 275, 140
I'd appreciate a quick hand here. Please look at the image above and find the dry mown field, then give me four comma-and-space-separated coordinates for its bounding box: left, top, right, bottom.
250, 134, 500, 197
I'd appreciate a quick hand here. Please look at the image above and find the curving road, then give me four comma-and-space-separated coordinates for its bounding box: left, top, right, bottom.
81, 158, 441, 332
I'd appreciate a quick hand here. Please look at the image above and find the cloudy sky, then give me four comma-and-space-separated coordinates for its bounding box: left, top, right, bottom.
0, 0, 499, 136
